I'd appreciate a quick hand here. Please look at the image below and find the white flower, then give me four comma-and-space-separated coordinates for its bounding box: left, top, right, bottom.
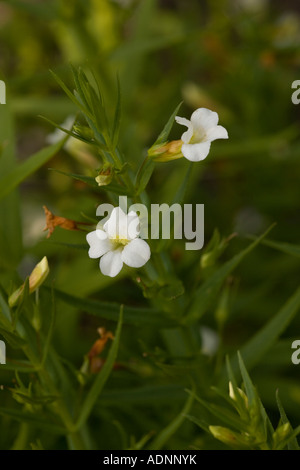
175, 108, 228, 162
86, 207, 151, 277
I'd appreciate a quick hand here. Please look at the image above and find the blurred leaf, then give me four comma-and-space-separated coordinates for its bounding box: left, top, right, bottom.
225, 287, 300, 377
250, 237, 300, 259
76, 307, 123, 429
0, 105, 23, 268
185, 226, 274, 323
276, 390, 300, 450
50, 169, 132, 195
7, 0, 56, 19
111, 34, 186, 62
99, 385, 186, 405
148, 387, 194, 450
135, 157, 155, 195
50, 287, 178, 327
186, 389, 243, 431
0, 139, 66, 202
153, 102, 182, 147
238, 352, 274, 439
0, 407, 65, 434
0, 327, 26, 349
112, 77, 122, 149
50, 70, 93, 119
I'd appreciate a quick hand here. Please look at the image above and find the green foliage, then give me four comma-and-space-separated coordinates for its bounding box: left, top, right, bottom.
187, 354, 300, 450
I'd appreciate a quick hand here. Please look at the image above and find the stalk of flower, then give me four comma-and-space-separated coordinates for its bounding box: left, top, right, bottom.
86, 207, 151, 277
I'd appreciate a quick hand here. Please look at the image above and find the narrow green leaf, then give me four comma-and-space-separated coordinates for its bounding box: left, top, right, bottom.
49, 287, 177, 327
0, 105, 23, 267
70, 65, 90, 111
41, 287, 56, 365
98, 385, 186, 405
249, 236, 300, 259
185, 225, 274, 323
276, 426, 300, 451
76, 307, 123, 429
6, 0, 55, 18
236, 286, 300, 371
112, 77, 122, 148
0, 327, 26, 348
0, 140, 66, 202
184, 414, 210, 433
49, 168, 132, 195
0, 289, 12, 323
237, 352, 256, 408
225, 356, 246, 413
50, 70, 94, 121
0, 361, 37, 373
135, 156, 155, 195
276, 390, 300, 450
40, 116, 100, 147
238, 352, 274, 436
147, 387, 194, 450
153, 101, 182, 147
157, 163, 192, 251
0, 407, 66, 434
186, 389, 242, 431
135, 102, 183, 195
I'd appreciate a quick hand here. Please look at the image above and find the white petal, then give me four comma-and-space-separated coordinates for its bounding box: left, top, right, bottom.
100, 249, 123, 277
103, 207, 128, 239
175, 116, 193, 144
205, 125, 228, 142
121, 239, 151, 268
86, 230, 112, 259
127, 211, 140, 240
191, 108, 219, 132
181, 142, 211, 162
175, 116, 190, 127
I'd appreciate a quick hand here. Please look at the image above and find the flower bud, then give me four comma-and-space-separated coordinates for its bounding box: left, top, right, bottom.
73, 125, 94, 141
209, 426, 245, 447
148, 140, 183, 162
272, 423, 292, 449
229, 381, 249, 408
95, 164, 114, 186
9, 257, 49, 307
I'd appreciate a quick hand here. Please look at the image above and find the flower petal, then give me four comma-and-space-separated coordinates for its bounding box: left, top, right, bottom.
121, 238, 151, 268
181, 142, 211, 162
100, 249, 123, 277
205, 125, 228, 142
86, 230, 112, 258
191, 108, 219, 132
127, 211, 140, 240
175, 116, 193, 144
103, 207, 129, 240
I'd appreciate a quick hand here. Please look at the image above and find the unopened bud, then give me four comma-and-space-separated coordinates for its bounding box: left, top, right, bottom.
272, 423, 292, 449
209, 426, 243, 447
148, 140, 183, 162
229, 381, 249, 408
95, 164, 114, 186
73, 125, 94, 141
9, 257, 49, 307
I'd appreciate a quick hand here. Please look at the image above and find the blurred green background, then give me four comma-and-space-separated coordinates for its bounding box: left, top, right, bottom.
1, 0, 300, 450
